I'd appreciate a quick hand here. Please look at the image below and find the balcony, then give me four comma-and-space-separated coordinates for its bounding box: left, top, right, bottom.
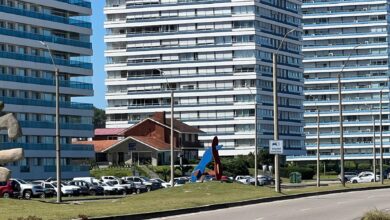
55, 0, 91, 8
19, 120, 93, 130
0, 5, 91, 29
0, 51, 92, 69
0, 27, 91, 49
0, 74, 92, 90
0, 96, 93, 110
44, 165, 90, 172
0, 142, 94, 151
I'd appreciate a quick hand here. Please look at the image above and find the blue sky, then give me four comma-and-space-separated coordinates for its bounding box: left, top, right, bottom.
76, 1, 106, 109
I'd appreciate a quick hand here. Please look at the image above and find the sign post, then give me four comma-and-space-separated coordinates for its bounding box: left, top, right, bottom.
269, 140, 283, 155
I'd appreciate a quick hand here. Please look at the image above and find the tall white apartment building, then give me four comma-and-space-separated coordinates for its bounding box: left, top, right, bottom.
288, 0, 390, 162
0, 0, 94, 179
104, 0, 304, 156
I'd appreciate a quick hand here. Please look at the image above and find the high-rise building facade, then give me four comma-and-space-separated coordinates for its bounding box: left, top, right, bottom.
104, 0, 304, 156
288, 0, 390, 162
0, 0, 94, 179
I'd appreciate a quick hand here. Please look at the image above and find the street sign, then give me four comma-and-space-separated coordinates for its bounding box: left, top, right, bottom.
269, 140, 283, 155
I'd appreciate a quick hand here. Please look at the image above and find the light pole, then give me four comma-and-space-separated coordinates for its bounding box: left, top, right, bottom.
377, 77, 389, 184
40, 41, 61, 203
247, 85, 258, 186
273, 27, 297, 193
368, 105, 376, 182
337, 43, 362, 187
156, 69, 175, 187
316, 106, 320, 187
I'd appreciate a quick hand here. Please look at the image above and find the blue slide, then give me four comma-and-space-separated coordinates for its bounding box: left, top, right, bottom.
191, 145, 222, 182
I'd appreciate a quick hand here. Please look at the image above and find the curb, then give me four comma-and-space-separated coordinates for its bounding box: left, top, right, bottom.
89, 185, 390, 220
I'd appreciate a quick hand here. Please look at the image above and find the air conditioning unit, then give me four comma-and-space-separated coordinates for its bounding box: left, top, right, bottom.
363, 8, 368, 11
329, 53, 334, 56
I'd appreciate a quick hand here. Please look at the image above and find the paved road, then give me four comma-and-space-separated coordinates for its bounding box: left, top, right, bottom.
154, 188, 390, 220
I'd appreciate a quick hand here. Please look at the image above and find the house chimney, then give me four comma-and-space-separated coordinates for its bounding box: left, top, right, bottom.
153, 112, 166, 124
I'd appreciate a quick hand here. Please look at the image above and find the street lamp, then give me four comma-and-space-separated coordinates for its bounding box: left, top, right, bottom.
378, 77, 389, 184
337, 43, 362, 187
40, 41, 61, 203
155, 69, 175, 187
309, 95, 320, 187
273, 27, 297, 193
246, 85, 258, 186
365, 104, 376, 182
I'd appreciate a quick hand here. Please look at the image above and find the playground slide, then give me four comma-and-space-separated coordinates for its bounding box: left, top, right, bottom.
190, 145, 222, 182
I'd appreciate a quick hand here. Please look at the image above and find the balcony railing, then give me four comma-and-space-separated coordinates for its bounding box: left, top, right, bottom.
0, 5, 91, 28
0, 27, 91, 49
0, 96, 93, 110
0, 51, 92, 69
0, 74, 92, 90
19, 121, 93, 130
0, 143, 94, 151
55, 0, 91, 8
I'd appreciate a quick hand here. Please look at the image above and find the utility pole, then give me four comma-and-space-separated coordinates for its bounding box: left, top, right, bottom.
379, 90, 383, 184
338, 73, 345, 187
337, 44, 361, 187
170, 90, 174, 187
372, 107, 376, 182
40, 41, 61, 203
272, 28, 296, 193
247, 86, 258, 186
273, 52, 280, 193
316, 107, 320, 187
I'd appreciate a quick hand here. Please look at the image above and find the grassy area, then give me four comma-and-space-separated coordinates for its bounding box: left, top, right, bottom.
362, 209, 390, 220
1, 181, 390, 220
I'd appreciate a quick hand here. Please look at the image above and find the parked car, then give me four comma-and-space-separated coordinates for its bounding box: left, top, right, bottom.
173, 178, 187, 187
338, 172, 358, 182
101, 176, 121, 183
151, 178, 171, 188
122, 176, 162, 191
68, 180, 104, 196
10, 178, 44, 199
0, 181, 13, 198
122, 180, 147, 194
235, 175, 252, 184
99, 181, 126, 195
350, 172, 380, 183
257, 175, 275, 186
45, 181, 81, 196
30, 181, 56, 198
108, 180, 134, 195
73, 177, 101, 185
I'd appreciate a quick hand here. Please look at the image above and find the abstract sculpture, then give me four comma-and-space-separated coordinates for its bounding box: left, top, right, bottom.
191, 136, 223, 182
0, 102, 23, 182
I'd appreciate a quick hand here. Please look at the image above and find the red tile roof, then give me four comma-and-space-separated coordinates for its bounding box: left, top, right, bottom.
129, 136, 180, 151
95, 128, 125, 136
75, 140, 119, 153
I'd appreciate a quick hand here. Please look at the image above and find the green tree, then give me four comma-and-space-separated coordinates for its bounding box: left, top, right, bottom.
93, 107, 106, 129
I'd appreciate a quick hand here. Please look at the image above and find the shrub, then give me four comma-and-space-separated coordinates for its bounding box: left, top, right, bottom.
280, 166, 315, 180
221, 157, 249, 177
362, 209, 390, 220
358, 163, 372, 171
90, 167, 132, 179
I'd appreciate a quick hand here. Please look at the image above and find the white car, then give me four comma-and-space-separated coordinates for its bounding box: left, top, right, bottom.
99, 182, 126, 195
350, 172, 380, 183
235, 175, 253, 184
44, 181, 80, 196
101, 176, 120, 183
151, 178, 171, 188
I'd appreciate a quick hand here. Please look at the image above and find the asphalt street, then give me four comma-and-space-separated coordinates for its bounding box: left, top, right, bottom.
153, 188, 390, 220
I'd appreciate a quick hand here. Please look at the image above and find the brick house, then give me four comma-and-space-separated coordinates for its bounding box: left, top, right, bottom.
76, 112, 203, 166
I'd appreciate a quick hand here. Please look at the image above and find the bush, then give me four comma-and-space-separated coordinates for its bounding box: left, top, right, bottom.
90, 167, 132, 179
280, 166, 315, 180
358, 163, 372, 171
362, 209, 390, 220
221, 157, 249, 177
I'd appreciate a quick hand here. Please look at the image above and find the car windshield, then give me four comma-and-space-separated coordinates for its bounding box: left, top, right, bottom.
16, 179, 27, 184
140, 176, 150, 181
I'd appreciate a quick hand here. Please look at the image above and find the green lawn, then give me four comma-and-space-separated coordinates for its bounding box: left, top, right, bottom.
1, 182, 389, 220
